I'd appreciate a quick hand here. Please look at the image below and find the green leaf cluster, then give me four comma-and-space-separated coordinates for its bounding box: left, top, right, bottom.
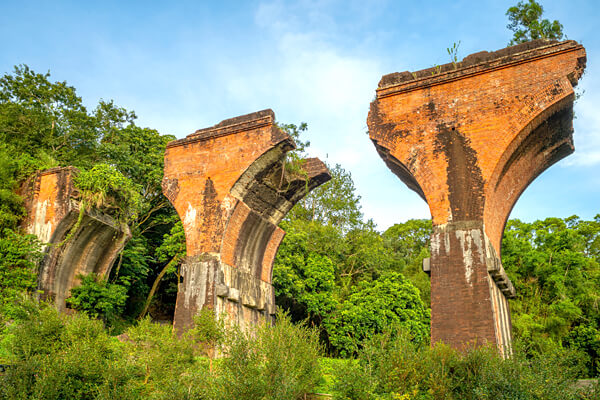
502, 216, 600, 376
333, 330, 593, 400
0, 302, 323, 400
506, 0, 564, 45
0, 230, 42, 326
65, 274, 128, 328
74, 164, 143, 223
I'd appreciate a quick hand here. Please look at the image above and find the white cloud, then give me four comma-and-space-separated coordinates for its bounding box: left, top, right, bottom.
565, 78, 600, 167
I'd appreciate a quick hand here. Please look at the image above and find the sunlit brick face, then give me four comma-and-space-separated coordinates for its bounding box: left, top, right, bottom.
162, 109, 330, 332
368, 40, 586, 354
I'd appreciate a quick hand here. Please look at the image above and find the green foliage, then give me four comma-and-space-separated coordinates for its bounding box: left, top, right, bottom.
74, 163, 143, 223
275, 159, 431, 356
0, 65, 99, 168
273, 222, 339, 326
0, 304, 130, 400
188, 308, 225, 372
0, 230, 42, 324
287, 164, 363, 232
447, 40, 461, 68
325, 272, 430, 357
120, 317, 197, 398
279, 122, 310, 154
155, 220, 186, 264
506, 0, 564, 45
216, 312, 322, 400
383, 219, 432, 305
502, 216, 600, 376
66, 274, 128, 327
0, 301, 324, 400
333, 330, 591, 400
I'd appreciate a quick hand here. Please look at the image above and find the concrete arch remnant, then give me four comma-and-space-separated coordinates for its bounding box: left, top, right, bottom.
162, 109, 330, 332
367, 40, 586, 355
20, 167, 131, 311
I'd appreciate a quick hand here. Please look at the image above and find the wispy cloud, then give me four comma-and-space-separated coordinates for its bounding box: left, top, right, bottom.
566, 79, 600, 167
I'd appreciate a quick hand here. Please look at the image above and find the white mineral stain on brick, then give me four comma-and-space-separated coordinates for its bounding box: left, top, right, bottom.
183, 203, 197, 230
455, 229, 477, 285
222, 195, 235, 214
30, 200, 54, 246
431, 232, 441, 256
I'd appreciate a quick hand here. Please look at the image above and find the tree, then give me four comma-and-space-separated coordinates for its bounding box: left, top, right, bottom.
502, 216, 600, 376
273, 220, 340, 327
286, 164, 363, 233
66, 274, 128, 327
0, 65, 99, 168
506, 0, 564, 45
383, 219, 432, 305
324, 272, 430, 357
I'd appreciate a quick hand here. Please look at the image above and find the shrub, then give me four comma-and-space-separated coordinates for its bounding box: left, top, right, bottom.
0, 231, 42, 326
216, 311, 322, 400
333, 329, 594, 400
73, 163, 142, 223
66, 274, 128, 328
325, 272, 430, 357
0, 304, 132, 400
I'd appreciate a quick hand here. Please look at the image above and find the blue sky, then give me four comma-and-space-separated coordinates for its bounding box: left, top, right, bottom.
1, 0, 598, 230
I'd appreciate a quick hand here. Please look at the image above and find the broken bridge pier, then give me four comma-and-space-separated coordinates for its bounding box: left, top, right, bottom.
20, 167, 131, 311
162, 109, 331, 332
368, 40, 586, 353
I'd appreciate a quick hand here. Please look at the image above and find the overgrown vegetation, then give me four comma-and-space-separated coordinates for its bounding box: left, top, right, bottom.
74, 164, 143, 224
0, 301, 323, 400
333, 329, 598, 399
0, 4, 598, 396
507, 0, 564, 44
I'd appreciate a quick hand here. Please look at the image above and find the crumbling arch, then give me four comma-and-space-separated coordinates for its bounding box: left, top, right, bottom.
20, 167, 130, 311
162, 109, 330, 331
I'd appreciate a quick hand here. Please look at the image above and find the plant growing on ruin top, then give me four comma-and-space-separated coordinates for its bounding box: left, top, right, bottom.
277, 122, 311, 192
73, 163, 142, 224
447, 41, 461, 69
506, 0, 564, 45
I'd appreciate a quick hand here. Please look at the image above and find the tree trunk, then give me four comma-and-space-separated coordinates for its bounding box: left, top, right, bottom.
138, 256, 178, 319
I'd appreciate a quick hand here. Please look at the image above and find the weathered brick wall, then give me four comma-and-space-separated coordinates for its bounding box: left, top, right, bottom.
368, 40, 586, 353
20, 167, 131, 311
163, 109, 330, 332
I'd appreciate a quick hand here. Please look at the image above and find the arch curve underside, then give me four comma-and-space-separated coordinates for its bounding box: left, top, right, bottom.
20, 166, 131, 312
366, 40, 586, 355
163, 109, 330, 332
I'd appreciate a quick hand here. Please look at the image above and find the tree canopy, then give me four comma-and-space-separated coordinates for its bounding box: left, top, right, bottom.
506, 0, 564, 45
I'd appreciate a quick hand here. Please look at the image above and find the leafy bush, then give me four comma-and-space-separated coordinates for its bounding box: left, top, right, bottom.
74, 163, 142, 223
215, 312, 322, 400
333, 329, 594, 400
325, 272, 430, 357
0, 302, 324, 400
0, 303, 133, 400
0, 230, 42, 325
66, 274, 128, 327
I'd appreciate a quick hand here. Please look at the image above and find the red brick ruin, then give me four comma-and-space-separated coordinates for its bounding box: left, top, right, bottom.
19, 40, 587, 352
20, 167, 131, 311
162, 109, 330, 331
368, 40, 586, 354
